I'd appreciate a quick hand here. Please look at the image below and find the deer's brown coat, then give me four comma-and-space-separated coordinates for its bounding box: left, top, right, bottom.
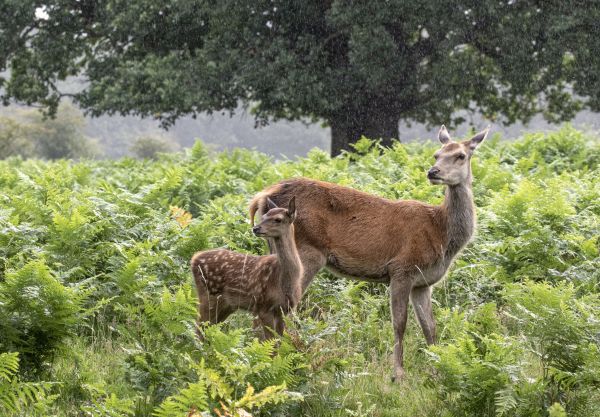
249, 126, 489, 380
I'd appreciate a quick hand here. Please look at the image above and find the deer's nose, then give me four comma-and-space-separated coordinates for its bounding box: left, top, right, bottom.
252, 226, 261, 235
427, 167, 440, 178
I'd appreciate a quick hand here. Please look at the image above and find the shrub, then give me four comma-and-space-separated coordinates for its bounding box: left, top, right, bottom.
504, 281, 600, 412
429, 284, 600, 417
0, 261, 85, 373
509, 125, 600, 173
130, 136, 178, 160
0, 352, 54, 416
427, 304, 534, 417
154, 326, 305, 417
0, 117, 35, 159
0, 104, 99, 160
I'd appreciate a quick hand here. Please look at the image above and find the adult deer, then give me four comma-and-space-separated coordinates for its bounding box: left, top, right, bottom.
191, 197, 302, 339
249, 126, 490, 381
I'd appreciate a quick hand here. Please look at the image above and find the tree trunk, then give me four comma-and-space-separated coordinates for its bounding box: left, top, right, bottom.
329, 109, 399, 156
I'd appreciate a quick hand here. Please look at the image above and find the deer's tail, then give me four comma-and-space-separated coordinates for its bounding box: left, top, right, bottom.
248, 183, 283, 226
249, 191, 269, 226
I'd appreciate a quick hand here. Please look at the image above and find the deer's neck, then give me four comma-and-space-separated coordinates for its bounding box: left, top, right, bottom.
272, 228, 303, 304
441, 182, 475, 259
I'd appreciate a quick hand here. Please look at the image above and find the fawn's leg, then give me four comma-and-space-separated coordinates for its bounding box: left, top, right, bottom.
197, 294, 233, 341
273, 310, 285, 336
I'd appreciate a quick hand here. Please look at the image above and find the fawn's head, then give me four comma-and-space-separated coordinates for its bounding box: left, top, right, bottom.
252, 197, 297, 238
427, 125, 490, 186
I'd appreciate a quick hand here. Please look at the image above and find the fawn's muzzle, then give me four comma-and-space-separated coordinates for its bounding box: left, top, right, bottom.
427, 167, 441, 179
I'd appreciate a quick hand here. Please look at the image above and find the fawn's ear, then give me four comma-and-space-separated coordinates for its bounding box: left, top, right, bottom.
266, 197, 278, 210
467, 126, 491, 151
438, 125, 452, 144
287, 196, 296, 222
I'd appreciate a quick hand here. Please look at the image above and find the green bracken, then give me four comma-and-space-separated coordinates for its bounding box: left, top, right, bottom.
0, 125, 598, 416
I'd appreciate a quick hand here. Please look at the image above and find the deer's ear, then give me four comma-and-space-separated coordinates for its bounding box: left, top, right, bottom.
266, 198, 278, 210
287, 196, 296, 222
438, 125, 452, 144
467, 126, 490, 150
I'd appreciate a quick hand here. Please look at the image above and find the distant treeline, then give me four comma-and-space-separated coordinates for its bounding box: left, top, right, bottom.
2, 102, 600, 160
0, 104, 180, 160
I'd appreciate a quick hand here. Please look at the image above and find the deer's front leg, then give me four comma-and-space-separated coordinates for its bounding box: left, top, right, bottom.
298, 245, 326, 292
390, 273, 413, 382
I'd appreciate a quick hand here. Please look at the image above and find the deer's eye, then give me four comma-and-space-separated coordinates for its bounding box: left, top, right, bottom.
457, 154, 466, 160
274, 218, 282, 223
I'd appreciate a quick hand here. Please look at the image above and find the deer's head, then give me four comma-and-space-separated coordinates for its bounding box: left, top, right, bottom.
252, 197, 297, 238
427, 125, 490, 186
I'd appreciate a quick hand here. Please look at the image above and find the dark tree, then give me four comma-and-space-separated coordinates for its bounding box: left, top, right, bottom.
1, 1, 599, 155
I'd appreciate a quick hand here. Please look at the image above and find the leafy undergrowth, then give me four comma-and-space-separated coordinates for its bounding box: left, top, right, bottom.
0, 125, 598, 416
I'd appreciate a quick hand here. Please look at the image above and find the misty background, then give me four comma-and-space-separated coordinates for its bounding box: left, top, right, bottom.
2, 102, 599, 160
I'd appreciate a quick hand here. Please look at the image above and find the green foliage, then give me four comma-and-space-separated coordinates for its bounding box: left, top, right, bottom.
200, 326, 305, 392
486, 178, 578, 280
509, 126, 600, 173
117, 285, 198, 405
427, 304, 530, 417
0, 353, 54, 416
504, 282, 600, 389
153, 378, 208, 417
548, 403, 567, 417
0, 260, 85, 373
155, 327, 304, 417
0, 127, 597, 416
0, 116, 34, 158
429, 283, 600, 417
81, 386, 136, 417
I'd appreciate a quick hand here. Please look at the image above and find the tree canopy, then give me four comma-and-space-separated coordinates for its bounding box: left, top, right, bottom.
1, 1, 599, 155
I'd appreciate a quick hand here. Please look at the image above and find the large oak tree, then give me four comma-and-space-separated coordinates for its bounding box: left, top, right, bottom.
1, 1, 599, 155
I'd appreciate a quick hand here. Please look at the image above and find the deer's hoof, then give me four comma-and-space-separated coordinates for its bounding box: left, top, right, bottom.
391, 368, 405, 383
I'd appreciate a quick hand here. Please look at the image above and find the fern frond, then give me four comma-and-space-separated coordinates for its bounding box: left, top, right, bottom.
494, 387, 517, 417
153, 379, 209, 417
198, 360, 234, 400
229, 383, 302, 412
0, 353, 19, 382
0, 353, 53, 416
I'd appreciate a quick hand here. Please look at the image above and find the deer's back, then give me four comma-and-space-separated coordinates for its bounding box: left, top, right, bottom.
261, 178, 448, 275
191, 249, 283, 311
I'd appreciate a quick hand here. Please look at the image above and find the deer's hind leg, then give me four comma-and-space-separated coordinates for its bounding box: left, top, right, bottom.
410, 285, 436, 345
